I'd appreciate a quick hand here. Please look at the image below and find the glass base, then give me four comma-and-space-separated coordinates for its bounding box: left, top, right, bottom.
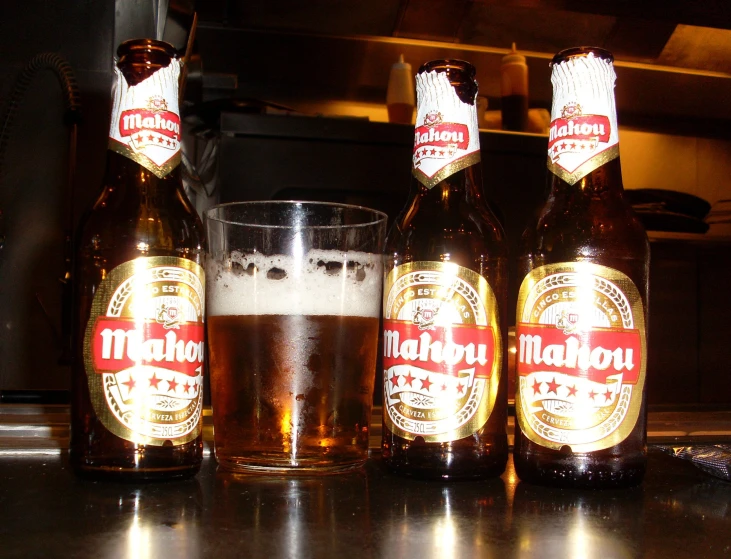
215, 456, 367, 475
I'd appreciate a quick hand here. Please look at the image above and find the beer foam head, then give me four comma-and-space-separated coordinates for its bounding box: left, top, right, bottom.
207, 249, 383, 317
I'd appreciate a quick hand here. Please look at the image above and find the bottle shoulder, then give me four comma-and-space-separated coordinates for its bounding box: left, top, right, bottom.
76, 176, 204, 270
386, 202, 508, 287
388, 199, 507, 252
518, 190, 650, 294
522, 189, 649, 258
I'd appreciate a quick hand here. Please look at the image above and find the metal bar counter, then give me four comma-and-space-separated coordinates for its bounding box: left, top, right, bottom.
1, 406, 731, 558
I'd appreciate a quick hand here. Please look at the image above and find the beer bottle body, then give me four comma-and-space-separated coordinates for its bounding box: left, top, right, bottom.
513, 48, 649, 489
70, 40, 205, 480
382, 60, 508, 480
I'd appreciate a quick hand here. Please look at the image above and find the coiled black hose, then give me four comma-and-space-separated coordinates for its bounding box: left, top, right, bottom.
0, 52, 81, 185
0, 53, 82, 372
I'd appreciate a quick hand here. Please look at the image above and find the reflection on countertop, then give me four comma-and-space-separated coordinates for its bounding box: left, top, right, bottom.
1, 450, 731, 558
1, 404, 731, 557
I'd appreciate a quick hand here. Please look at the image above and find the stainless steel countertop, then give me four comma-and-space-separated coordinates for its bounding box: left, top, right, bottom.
2, 404, 731, 558
2, 449, 731, 558
2, 404, 730, 455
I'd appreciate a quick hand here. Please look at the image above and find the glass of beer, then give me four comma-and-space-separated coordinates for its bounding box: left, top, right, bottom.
205, 201, 387, 474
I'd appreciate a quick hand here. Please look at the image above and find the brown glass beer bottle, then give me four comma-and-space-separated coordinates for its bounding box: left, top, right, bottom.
70, 39, 205, 480
513, 47, 649, 488
382, 60, 508, 480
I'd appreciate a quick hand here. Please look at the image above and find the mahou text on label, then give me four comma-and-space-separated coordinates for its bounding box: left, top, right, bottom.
92, 318, 204, 376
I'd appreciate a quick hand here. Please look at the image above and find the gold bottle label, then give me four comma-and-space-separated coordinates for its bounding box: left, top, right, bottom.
382, 262, 502, 442
107, 60, 182, 178
412, 70, 481, 189
83, 257, 205, 445
515, 262, 646, 452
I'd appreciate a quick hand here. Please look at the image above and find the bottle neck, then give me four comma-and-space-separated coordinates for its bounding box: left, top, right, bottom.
412, 160, 484, 200
100, 150, 183, 205
400, 161, 489, 230
550, 155, 624, 197
117, 39, 177, 85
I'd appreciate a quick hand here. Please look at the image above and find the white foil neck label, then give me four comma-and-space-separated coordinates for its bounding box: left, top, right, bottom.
412, 71, 481, 189
108, 60, 182, 178
547, 54, 619, 185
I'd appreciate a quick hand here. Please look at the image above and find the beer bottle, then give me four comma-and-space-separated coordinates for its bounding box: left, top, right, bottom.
70, 39, 205, 480
382, 59, 508, 480
513, 47, 649, 488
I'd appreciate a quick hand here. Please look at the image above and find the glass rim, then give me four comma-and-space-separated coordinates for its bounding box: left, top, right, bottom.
205, 200, 388, 230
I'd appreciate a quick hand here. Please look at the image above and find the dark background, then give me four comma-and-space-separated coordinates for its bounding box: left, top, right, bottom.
1, 0, 729, 408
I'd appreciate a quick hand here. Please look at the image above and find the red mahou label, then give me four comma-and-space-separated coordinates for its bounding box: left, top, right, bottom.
413, 123, 469, 153
91, 318, 204, 376
516, 323, 642, 384
384, 321, 495, 378
548, 115, 611, 150
119, 109, 181, 140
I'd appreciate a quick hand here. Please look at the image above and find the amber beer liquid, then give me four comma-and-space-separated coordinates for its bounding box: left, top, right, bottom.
207, 311, 379, 470
513, 47, 649, 489
382, 60, 508, 480
70, 39, 205, 480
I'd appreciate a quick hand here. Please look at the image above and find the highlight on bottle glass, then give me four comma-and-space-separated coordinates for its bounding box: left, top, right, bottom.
205, 201, 387, 474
